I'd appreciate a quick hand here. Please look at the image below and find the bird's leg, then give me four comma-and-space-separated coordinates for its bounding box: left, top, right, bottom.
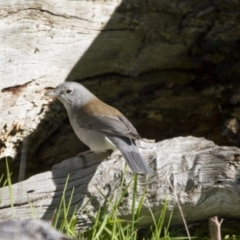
76, 150, 94, 168
106, 149, 114, 160
76, 150, 93, 157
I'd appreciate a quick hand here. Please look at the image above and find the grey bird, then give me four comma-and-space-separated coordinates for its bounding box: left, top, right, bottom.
45, 82, 153, 175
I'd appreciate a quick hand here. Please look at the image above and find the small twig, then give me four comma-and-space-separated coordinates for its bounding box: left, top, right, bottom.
169, 180, 191, 240
50, 209, 57, 225
18, 136, 28, 182
209, 216, 223, 240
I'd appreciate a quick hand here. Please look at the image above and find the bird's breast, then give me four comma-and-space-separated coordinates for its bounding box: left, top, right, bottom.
70, 117, 115, 152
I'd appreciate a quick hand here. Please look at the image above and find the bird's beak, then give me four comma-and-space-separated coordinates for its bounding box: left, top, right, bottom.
45, 89, 59, 98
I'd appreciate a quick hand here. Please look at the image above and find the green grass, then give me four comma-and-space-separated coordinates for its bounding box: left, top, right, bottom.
75, 172, 173, 240
53, 174, 77, 237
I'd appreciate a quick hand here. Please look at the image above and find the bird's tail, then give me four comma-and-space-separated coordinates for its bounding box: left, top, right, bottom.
106, 136, 153, 175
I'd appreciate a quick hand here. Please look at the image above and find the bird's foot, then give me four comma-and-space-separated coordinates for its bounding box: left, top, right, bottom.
76, 150, 93, 167
76, 150, 93, 157
106, 149, 114, 160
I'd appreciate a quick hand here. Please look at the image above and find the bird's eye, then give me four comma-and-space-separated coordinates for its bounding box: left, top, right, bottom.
66, 88, 73, 94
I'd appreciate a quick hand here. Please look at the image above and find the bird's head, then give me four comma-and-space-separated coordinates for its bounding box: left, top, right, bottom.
45, 82, 95, 109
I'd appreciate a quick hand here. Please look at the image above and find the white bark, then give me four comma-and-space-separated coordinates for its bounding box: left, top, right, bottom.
1, 137, 240, 229
0, 0, 191, 160
0, 0, 120, 159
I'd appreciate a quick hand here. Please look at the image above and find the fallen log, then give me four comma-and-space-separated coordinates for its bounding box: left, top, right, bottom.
1, 136, 240, 230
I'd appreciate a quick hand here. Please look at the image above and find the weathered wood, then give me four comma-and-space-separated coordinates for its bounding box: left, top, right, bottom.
0, 0, 121, 163
0, 220, 71, 240
1, 137, 240, 230
2, 0, 240, 185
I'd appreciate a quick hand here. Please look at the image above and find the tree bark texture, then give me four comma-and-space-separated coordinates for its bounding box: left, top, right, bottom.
1, 0, 240, 186
1, 137, 240, 230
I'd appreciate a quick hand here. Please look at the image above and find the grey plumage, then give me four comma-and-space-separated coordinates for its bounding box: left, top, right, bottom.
45, 82, 153, 175
107, 135, 153, 174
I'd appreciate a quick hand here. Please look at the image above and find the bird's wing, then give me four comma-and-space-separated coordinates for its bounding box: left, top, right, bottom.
76, 114, 140, 139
